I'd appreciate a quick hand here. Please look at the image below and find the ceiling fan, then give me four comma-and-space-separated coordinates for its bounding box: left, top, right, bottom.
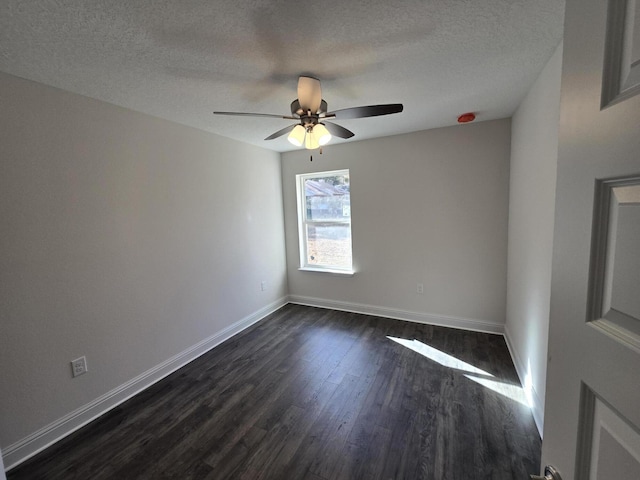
214, 76, 403, 150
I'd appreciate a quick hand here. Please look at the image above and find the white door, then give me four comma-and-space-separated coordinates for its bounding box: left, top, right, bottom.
541, 0, 640, 478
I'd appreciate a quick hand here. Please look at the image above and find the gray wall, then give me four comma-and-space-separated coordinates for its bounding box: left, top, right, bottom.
0, 72, 287, 457
282, 120, 511, 330
505, 43, 563, 437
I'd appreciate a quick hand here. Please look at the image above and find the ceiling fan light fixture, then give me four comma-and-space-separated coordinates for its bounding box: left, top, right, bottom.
288, 125, 306, 146
314, 124, 332, 146
215, 76, 403, 149
305, 130, 320, 150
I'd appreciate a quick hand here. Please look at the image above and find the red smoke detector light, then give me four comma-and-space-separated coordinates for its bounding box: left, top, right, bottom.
457, 112, 476, 123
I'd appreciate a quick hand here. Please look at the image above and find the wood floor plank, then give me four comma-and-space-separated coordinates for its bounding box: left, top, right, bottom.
308, 370, 378, 480
199, 426, 267, 480
8, 305, 541, 480
242, 379, 340, 480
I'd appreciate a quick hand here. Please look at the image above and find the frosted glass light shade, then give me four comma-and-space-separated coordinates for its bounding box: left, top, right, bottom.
314, 124, 332, 146
287, 125, 306, 146
305, 130, 320, 149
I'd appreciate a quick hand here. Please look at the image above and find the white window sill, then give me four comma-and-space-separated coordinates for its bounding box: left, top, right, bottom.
298, 267, 355, 277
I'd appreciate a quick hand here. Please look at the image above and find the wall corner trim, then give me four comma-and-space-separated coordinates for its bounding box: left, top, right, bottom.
2, 297, 288, 471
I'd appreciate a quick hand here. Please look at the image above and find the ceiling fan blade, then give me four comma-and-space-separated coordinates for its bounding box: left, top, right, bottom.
297, 76, 322, 113
264, 124, 296, 140
325, 104, 403, 120
322, 121, 354, 139
214, 111, 297, 120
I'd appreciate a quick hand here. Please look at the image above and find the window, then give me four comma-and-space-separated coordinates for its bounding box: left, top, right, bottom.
296, 169, 353, 273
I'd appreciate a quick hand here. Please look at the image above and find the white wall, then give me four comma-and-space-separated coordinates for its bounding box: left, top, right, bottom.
282, 120, 511, 332
505, 42, 563, 437
0, 72, 287, 467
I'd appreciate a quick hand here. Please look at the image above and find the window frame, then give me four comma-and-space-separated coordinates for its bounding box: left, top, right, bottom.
295, 169, 354, 275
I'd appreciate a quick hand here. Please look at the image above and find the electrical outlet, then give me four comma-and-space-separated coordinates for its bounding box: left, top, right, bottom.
261, 281, 266, 291
71, 356, 88, 377
417, 283, 424, 294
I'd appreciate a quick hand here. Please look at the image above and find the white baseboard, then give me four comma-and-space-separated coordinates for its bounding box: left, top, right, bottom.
288, 295, 505, 335
503, 325, 544, 438
3, 297, 288, 471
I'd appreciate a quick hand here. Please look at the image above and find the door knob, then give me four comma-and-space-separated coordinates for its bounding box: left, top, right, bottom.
530, 465, 562, 480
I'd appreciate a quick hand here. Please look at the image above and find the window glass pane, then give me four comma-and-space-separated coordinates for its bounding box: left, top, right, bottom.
297, 169, 352, 271
306, 224, 352, 268
304, 175, 350, 222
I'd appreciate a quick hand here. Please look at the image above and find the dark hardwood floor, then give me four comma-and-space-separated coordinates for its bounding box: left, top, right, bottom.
8, 304, 541, 479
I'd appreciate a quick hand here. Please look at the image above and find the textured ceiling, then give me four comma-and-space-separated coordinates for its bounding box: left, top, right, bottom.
0, 0, 564, 152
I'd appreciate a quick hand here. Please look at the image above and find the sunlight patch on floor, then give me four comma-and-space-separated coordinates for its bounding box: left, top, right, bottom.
388, 336, 532, 408
464, 375, 531, 407
387, 336, 493, 377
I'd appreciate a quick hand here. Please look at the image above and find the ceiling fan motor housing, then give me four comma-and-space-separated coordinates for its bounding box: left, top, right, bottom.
291, 99, 328, 117
292, 99, 329, 129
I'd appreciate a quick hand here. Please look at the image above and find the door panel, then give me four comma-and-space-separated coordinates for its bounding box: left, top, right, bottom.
542, 0, 640, 478
574, 385, 640, 479
589, 178, 640, 351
